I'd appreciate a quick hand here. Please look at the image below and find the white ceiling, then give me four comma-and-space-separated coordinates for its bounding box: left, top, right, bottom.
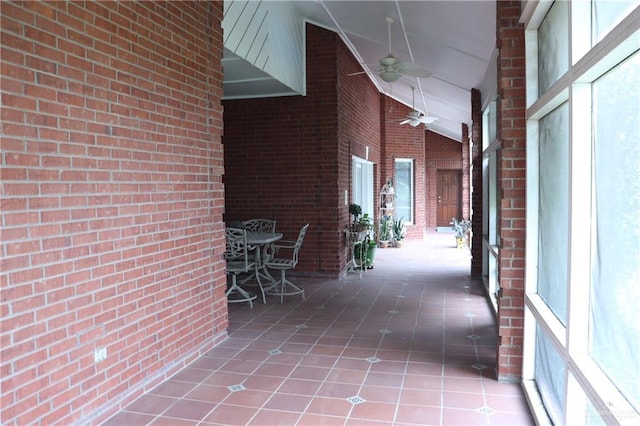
222, 0, 498, 142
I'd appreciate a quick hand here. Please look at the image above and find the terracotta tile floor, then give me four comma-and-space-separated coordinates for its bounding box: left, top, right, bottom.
104, 232, 534, 425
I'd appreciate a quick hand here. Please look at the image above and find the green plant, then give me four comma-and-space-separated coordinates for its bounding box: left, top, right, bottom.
349, 203, 362, 225
365, 239, 377, 268
358, 213, 372, 229
450, 217, 471, 239
379, 216, 392, 241
392, 217, 406, 241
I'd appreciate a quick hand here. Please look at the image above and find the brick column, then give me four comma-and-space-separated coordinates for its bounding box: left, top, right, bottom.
495, 0, 526, 381
461, 123, 470, 221
471, 89, 483, 276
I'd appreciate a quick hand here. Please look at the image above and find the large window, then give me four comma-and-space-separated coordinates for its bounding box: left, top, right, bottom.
352, 157, 374, 219
522, 1, 639, 424
482, 101, 499, 308
590, 53, 640, 413
394, 159, 414, 223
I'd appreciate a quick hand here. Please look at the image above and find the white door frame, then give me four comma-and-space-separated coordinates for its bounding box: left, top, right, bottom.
352, 156, 374, 220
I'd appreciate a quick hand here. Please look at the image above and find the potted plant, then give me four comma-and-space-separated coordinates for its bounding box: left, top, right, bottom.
349, 203, 373, 233
378, 216, 392, 247
450, 217, 471, 248
357, 213, 372, 231
392, 216, 406, 247
365, 238, 377, 269
349, 203, 363, 230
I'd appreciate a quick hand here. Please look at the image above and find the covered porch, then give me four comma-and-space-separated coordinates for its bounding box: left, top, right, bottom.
104, 232, 533, 425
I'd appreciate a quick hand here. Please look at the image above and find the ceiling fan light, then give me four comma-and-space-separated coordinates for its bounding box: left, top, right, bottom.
380, 71, 401, 82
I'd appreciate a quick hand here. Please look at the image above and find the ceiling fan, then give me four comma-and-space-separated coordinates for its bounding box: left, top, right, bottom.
399, 86, 438, 127
349, 16, 432, 83
377, 16, 432, 83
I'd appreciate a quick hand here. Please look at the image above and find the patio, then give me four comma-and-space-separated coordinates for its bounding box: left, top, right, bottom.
104, 231, 534, 425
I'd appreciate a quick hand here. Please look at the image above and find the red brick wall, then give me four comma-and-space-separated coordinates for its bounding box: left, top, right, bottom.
380, 96, 426, 239
0, 2, 226, 424
495, 0, 526, 381
337, 37, 382, 267
424, 131, 463, 229
462, 123, 471, 221
223, 24, 381, 277
470, 88, 483, 275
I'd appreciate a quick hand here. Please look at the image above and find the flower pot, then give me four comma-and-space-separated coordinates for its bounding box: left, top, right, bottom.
352, 224, 363, 232
365, 241, 377, 268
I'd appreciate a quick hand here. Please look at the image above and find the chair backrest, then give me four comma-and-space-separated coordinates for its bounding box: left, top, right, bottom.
242, 219, 276, 233
290, 223, 309, 266
224, 227, 251, 272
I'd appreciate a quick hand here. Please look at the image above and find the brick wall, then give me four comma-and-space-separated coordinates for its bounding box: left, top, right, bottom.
470, 88, 483, 276
0, 2, 226, 424
495, 0, 526, 381
424, 131, 463, 229
337, 37, 382, 269
380, 96, 426, 239
223, 24, 381, 277
462, 123, 470, 221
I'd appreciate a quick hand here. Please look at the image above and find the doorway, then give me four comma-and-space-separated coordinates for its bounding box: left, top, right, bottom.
436, 169, 460, 227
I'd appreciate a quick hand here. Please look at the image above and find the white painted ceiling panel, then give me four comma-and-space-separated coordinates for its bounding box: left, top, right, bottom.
222, 0, 498, 142
223, 0, 306, 98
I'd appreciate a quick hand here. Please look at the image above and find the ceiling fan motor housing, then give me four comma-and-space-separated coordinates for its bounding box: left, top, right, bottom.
379, 55, 400, 68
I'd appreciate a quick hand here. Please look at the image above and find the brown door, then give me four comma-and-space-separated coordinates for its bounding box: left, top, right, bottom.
436, 170, 460, 227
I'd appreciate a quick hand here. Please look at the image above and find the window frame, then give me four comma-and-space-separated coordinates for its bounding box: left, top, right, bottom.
521, 2, 640, 424
393, 158, 414, 224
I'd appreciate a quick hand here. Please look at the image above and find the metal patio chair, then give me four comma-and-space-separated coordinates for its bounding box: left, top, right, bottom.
264, 224, 309, 304
224, 227, 257, 308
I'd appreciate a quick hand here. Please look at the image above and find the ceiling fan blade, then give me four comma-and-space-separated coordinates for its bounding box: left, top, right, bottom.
399, 119, 411, 125
419, 116, 438, 124
396, 63, 432, 79
348, 70, 368, 77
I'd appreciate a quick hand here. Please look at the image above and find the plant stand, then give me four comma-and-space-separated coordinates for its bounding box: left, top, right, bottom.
378, 180, 395, 246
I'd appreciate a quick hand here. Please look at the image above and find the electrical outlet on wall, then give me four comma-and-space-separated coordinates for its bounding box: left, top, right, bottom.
94, 347, 107, 363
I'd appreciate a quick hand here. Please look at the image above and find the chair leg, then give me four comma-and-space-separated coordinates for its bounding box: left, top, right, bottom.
226, 274, 256, 308
273, 269, 304, 304
240, 257, 267, 304
283, 273, 305, 301
255, 265, 267, 304
279, 270, 285, 304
